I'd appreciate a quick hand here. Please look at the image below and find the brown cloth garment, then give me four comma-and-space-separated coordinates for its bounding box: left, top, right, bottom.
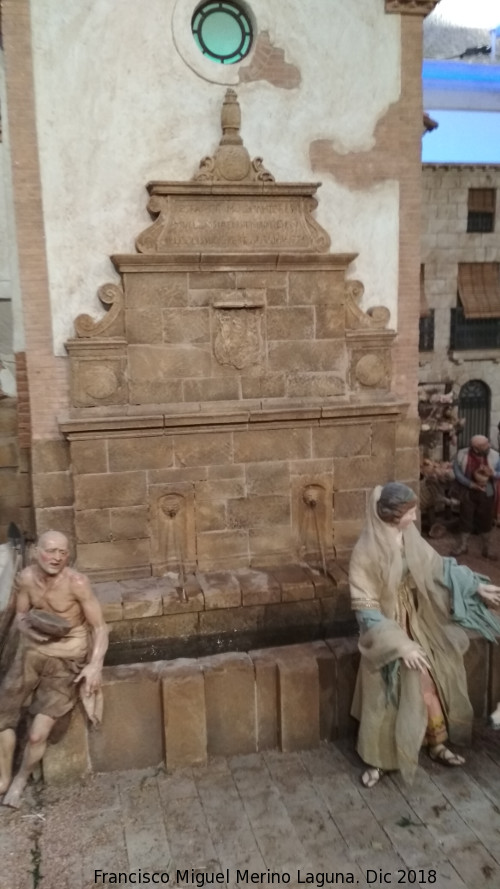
0, 625, 103, 731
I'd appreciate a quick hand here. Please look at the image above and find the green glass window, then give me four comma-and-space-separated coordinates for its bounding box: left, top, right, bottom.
192, 2, 252, 64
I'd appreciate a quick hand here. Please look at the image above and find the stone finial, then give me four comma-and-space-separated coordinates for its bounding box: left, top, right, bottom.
220, 88, 243, 146
193, 89, 274, 183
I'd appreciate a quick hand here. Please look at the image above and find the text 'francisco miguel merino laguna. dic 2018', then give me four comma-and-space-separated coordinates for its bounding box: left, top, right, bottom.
94, 868, 438, 885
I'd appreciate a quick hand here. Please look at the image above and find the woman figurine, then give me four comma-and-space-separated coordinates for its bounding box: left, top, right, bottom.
350, 482, 500, 788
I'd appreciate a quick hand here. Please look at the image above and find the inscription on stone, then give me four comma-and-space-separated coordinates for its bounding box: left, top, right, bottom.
136, 196, 330, 253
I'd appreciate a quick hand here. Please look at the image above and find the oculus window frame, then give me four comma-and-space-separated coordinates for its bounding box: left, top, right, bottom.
191, 1, 253, 65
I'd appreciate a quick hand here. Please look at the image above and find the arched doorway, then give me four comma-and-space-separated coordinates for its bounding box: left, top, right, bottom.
458, 379, 491, 447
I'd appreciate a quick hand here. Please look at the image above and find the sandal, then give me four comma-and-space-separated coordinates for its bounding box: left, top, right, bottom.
429, 744, 465, 767
361, 767, 385, 788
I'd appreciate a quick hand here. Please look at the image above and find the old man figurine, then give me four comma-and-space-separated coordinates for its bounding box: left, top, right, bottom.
350, 483, 500, 788
452, 434, 500, 559
0, 530, 108, 808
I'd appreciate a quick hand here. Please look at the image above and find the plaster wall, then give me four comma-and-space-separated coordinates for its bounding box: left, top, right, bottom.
420, 164, 500, 439
0, 54, 24, 394
0, 148, 15, 394
29, 0, 402, 354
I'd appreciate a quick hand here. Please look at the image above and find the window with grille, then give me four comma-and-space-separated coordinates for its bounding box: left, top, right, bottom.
467, 188, 496, 233
458, 379, 490, 448
450, 302, 500, 350
419, 311, 435, 352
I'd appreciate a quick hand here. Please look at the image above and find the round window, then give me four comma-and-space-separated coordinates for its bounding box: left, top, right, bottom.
191, 1, 253, 65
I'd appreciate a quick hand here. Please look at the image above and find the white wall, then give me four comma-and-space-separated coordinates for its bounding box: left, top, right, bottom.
30, 0, 402, 354
0, 52, 24, 394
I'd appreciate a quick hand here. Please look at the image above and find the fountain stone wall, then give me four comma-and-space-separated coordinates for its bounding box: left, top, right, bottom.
60, 91, 403, 584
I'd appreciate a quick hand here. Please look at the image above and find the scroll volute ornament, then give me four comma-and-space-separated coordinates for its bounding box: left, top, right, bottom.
344, 281, 391, 330
74, 283, 125, 338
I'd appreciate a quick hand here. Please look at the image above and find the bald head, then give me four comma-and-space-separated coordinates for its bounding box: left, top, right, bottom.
37, 530, 69, 550
35, 530, 69, 575
470, 435, 490, 456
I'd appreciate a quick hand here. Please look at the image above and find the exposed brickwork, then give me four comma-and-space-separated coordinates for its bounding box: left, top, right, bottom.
393, 16, 424, 417
15, 352, 30, 449
2, 1, 70, 451
2, 0, 72, 539
239, 31, 301, 89
310, 101, 407, 191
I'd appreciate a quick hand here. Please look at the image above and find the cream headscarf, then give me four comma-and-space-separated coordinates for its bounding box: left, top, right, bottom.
350, 484, 417, 616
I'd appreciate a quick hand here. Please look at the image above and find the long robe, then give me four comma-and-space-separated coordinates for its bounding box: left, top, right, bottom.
349, 488, 478, 783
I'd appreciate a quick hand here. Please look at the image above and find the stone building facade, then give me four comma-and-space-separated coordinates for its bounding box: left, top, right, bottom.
0, 0, 439, 575
420, 163, 500, 447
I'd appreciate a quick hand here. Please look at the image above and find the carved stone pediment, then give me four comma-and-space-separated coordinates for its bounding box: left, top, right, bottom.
65, 90, 394, 419
135, 183, 330, 254
134, 89, 330, 254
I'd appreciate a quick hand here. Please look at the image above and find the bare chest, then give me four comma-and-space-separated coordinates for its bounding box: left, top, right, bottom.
26, 579, 82, 625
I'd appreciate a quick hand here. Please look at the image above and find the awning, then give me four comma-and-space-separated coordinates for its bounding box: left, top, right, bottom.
420, 265, 430, 318
458, 263, 500, 319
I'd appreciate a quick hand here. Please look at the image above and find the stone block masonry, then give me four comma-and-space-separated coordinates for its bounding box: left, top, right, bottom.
0, 397, 34, 543
62, 401, 413, 579
94, 563, 352, 652
42, 627, 491, 784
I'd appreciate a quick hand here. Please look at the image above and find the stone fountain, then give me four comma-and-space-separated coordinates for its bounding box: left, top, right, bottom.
43, 90, 419, 779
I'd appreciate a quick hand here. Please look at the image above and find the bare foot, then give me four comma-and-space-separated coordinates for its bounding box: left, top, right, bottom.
2, 777, 26, 809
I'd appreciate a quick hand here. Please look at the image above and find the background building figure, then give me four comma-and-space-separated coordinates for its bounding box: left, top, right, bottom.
420, 458, 458, 536
452, 434, 500, 559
